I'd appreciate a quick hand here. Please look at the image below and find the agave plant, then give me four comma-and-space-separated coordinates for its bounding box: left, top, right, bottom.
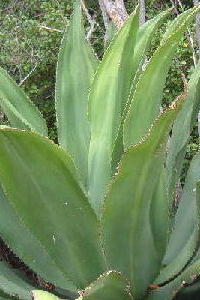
0, 1, 200, 300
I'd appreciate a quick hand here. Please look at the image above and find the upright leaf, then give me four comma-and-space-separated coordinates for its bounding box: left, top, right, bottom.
56, 0, 98, 185
0, 129, 105, 289
162, 7, 199, 42
0, 67, 47, 136
124, 5, 200, 148
154, 152, 200, 285
167, 64, 200, 200
102, 104, 181, 299
88, 8, 139, 216
111, 10, 171, 171
132, 9, 171, 84
150, 168, 169, 256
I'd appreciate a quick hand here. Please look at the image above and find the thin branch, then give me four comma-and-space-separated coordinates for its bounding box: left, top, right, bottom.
139, 0, 146, 26
37, 25, 63, 33
170, 0, 198, 66
19, 63, 38, 86
81, 0, 96, 41
193, 0, 200, 53
98, 0, 110, 31
100, 0, 128, 28
169, 0, 179, 14
115, 0, 128, 20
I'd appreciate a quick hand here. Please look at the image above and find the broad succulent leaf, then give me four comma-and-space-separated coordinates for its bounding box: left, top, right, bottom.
129, 9, 171, 95
33, 272, 133, 300
147, 181, 200, 300
88, 7, 139, 216
0, 105, 28, 130
167, 63, 200, 201
0, 187, 75, 290
76, 271, 133, 300
0, 261, 34, 300
0, 67, 47, 136
134, 9, 170, 69
32, 291, 60, 300
102, 103, 182, 299
150, 168, 169, 256
123, 5, 200, 148
148, 254, 200, 300
154, 152, 200, 285
0, 129, 105, 289
56, 0, 98, 186
112, 9, 171, 171
162, 6, 199, 42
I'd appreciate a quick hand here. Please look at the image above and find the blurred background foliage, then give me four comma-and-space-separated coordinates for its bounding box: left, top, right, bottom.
0, 0, 199, 180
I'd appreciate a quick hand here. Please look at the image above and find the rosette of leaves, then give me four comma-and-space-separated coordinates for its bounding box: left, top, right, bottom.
0, 1, 200, 300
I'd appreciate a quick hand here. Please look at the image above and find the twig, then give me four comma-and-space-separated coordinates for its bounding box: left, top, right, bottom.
100, 0, 128, 28
98, 0, 116, 47
193, 0, 200, 55
38, 25, 63, 33
19, 64, 38, 86
139, 0, 146, 26
115, 0, 128, 21
81, 0, 96, 41
170, 0, 198, 66
98, 0, 110, 31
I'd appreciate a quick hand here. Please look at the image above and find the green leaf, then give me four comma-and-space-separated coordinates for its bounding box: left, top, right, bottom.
111, 10, 171, 171
167, 63, 200, 202
88, 8, 139, 216
0, 187, 76, 291
154, 152, 200, 285
32, 291, 60, 300
77, 271, 134, 300
123, 5, 200, 148
0, 102, 28, 131
0, 129, 105, 289
102, 104, 181, 299
162, 7, 199, 42
132, 9, 171, 84
147, 255, 200, 300
0, 67, 47, 136
150, 168, 169, 257
55, 0, 98, 185
0, 261, 34, 300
